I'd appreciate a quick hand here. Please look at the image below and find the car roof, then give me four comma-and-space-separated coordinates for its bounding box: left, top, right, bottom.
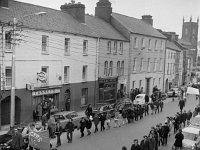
182, 127, 200, 134
54, 111, 76, 116
0, 130, 8, 135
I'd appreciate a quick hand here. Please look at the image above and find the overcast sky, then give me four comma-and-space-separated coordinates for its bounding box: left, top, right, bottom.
17, 0, 200, 40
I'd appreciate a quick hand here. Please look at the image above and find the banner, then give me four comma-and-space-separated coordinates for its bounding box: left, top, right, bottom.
29, 129, 50, 150
186, 87, 199, 95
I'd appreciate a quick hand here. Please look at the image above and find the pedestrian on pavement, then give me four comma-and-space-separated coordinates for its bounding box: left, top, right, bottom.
179, 99, 185, 113
11, 128, 23, 150
159, 100, 164, 112
149, 133, 156, 150
144, 104, 149, 116
122, 109, 128, 125
85, 104, 93, 118
48, 116, 56, 138
100, 113, 106, 131
55, 122, 62, 147
85, 117, 92, 135
161, 122, 170, 146
182, 110, 187, 127
65, 118, 75, 143
131, 139, 142, 150
140, 135, 150, 150
79, 117, 86, 138
150, 103, 154, 115
186, 110, 192, 125
93, 113, 100, 133
37, 103, 43, 121
173, 129, 184, 150
157, 123, 163, 146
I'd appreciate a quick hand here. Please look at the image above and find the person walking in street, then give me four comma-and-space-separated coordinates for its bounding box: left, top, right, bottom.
65, 118, 75, 143
93, 113, 100, 133
85, 117, 92, 135
140, 135, 150, 150
55, 122, 62, 147
173, 129, 184, 150
159, 100, 164, 112
162, 122, 170, 146
42, 113, 48, 130
179, 99, 185, 113
85, 104, 93, 118
182, 110, 187, 127
149, 133, 156, 150
100, 113, 106, 131
11, 128, 23, 150
131, 139, 142, 150
105, 112, 111, 129
186, 110, 192, 125
79, 117, 86, 138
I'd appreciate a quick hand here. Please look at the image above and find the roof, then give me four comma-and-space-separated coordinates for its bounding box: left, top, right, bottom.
85, 14, 128, 41
166, 40, 182, 52
0, 0, 98, 38
178, 39, 192, 46
112, 13, 166, 39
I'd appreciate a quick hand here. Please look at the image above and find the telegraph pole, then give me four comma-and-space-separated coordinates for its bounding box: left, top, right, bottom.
0, 23, 3, 129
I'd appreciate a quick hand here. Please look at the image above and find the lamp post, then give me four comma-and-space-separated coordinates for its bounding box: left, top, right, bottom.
10, 12, 46, 127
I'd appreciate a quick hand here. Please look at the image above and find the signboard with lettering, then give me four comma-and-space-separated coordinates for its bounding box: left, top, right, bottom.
99, 77, 118, 84
29, 129, 50, 150
32, 89, 60, 96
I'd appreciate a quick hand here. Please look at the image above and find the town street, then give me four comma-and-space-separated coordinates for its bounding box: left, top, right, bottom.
51, 95, 198, 150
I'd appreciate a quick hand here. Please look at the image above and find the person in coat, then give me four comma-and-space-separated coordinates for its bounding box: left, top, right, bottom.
140, 135, 150, 150
174, 129, 184, 149
149, 133, 156, 150
79, 117, 86, 137
85, 104, 93, 117
93, 114, 100, 133
159, 100, 164, 112
11, 128, 23, 150
55, 122, 62, 146
100, 113, 106, 131
65, 118, 75, 143
179, 99, 185, 113
186, 110, 192, 125
85, 117, 92, 135
131, 139, 142, 150
161, 122, 170, 146
33, 109, 38, 122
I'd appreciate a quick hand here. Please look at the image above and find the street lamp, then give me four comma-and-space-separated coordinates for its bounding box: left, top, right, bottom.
10, 12, 46, 127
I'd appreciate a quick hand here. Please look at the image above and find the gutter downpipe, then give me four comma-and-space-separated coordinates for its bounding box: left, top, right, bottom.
163, 39, 167, 92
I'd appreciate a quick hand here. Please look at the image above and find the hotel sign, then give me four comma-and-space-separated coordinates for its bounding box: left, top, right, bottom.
32, 89, 60, 96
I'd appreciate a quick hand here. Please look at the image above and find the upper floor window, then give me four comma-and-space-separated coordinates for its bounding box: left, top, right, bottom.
141, 38, 145, 49
134, 37, 138, 48
83, 40, 88, 55
133, 58, 136, 72
82, 65, 88, 81
159, 58, 162, 71
107, 41, 111, 54
117, 61, 120, 76
148, 39, 152, 50
64, 66, 70, 83
42, 35, 49, 53
109, 61, 113, 76
167, 63, 169, 74
81, 88, 88, 106
154, 58, 157, 71
5, 31, 12, 49
168, 52, 170, 59
171, 52, 173, 59
104, 61, 108, 76
140, 58, 143, 71
121, 61, 124, 75
155, 40, 158, 50
147, 58, 150, 72
64, 38, 70, 55
161, 41, 165, 50
119, 42, 123, 54
114, 41, 117, 54
5, 67, 12, 87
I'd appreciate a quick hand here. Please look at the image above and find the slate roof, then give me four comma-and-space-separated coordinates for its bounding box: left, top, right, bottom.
85, 14, 128, 41
166, 40, 181, 52
0, 0, 98, 38
112, 13, 166, 39
178, 39, 192, 46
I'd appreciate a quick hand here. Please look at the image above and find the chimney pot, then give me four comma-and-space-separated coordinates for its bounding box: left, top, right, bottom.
142, 15, 153, 26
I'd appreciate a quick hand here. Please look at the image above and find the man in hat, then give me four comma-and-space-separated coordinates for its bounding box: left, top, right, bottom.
140, 135, 150, 150
65, 118, 75, 143
131, 139, 142, 150
162, 122, 170, 146
174, 129, 184, 150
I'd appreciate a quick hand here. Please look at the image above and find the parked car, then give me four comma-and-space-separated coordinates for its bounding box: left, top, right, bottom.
54, 111, 85, 131
93, 104, 115, 118
115, 99, 133, 111
167, 88, 179, 97
133, 94, 152, 106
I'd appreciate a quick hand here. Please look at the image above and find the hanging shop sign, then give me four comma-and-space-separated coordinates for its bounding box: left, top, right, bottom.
32, 88, 60, 96
37, 72, 47, 83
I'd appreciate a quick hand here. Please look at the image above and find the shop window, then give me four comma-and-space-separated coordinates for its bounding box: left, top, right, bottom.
64, 38, 70, 55
42, 35, 49, 54
107, 41, 111, 54
104, 61, 108, 76
117, 61, 120, 76
5, 67, 12, 87
82, 65, 88, 81
109, 61, 113, 76
5, 31, 12, 50
81, 88, 88, 106
64, 66, 70, 83
83, 40, 88, 55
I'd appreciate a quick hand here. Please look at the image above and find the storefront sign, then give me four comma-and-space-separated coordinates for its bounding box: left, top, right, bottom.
32, 89, 60, 96
99, 78, 118, 83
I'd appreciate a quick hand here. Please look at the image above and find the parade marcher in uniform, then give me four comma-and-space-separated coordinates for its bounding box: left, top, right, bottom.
173, 129, 184, 150
93, 113, 100, 133
131, 139, 142, 150
79, 117, 86, 138
55, 122, 62, 146
65, 118, 75, 143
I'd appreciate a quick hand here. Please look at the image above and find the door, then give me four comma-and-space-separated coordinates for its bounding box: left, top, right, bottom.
64, 89, 71, 111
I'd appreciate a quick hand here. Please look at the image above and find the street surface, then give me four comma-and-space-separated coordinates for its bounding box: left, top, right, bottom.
51, 95, 198, 150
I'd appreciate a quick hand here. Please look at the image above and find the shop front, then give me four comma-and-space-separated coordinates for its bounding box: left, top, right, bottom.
98, 77, 118, 104
32, 87, 61, 118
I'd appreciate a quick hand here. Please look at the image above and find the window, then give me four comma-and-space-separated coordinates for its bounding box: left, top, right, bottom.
134, 37, 138, 48
140, 58, 143, 71
119, 42, 123, 54
109, 61, 113, 76
155, 40, 158, 50
167, 63, 169, 74
147, 58, 150, 72
168, 52, 170, 59
81, 88, 88, 106
5, 67, 12, 87
133, 58, 136, 72
159, 58, 162, 71
148, 39, 151, 49
121, 61, 124, 75
161, 41, 165, 50
64, 38, 70, 55
141, 38, 145, 49
117, 61, 120, 76
83, 40, 88, 55
159, 78, 161, 86
107, 41, 111, 54
5, 31, 12, 49
132, 81, 135, 89
42, 35, 49, 53
82, 65, 88, 81
114, 41, 117, 54
171, 52, 173, 59
64, 66, 70, 83
154, 58, 156, 71
41, 66, 49, 84
104, 61, 108, 76
139, 80, 142, 89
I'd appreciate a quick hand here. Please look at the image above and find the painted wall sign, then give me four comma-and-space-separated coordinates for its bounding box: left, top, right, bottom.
32, 88, 60, 96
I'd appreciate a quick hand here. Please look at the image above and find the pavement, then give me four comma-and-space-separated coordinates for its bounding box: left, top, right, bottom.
49, 95, 198, 150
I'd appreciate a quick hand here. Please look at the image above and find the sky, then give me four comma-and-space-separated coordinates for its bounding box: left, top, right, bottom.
17, 0, 200, 40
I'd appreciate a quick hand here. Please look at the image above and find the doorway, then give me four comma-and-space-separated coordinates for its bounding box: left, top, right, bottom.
64, 89, 71, 111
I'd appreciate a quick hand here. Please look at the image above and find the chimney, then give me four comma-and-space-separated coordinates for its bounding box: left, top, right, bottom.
0, 0, 8, 8
142, 15, 153, 26
60, 1, 85, 23
95, 0, 112, 22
